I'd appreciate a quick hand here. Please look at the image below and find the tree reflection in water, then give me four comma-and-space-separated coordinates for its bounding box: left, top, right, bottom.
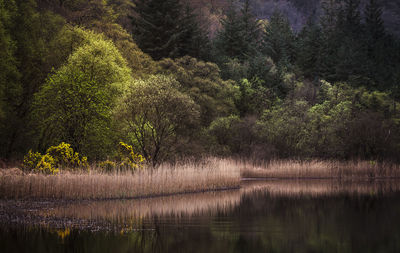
1, 179, 400, 252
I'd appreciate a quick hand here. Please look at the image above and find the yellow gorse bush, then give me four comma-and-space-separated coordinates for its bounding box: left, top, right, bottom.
23, 150, 43, 171
46, 142, 80, 168
22, 142, 89, 174
117, 142, 145, 170
35, 154, 59, 174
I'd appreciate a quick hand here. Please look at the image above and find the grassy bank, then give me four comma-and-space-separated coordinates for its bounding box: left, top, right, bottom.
0, 158, 240, 200
240, 159, 400, 179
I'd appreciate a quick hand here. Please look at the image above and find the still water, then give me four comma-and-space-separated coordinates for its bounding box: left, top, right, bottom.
1, 180, 400, 252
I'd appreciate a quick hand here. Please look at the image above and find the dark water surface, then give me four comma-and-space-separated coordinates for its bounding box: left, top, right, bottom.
1, 180, 400, 253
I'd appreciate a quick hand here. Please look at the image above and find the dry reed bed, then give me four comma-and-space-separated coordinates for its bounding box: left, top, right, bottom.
240, 160, 400, 179
0, 159, 240, 200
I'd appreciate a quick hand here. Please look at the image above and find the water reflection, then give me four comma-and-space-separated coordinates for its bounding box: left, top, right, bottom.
43, 190, 241, 229
1, 179, 400, 252
241, 179, 400, 196
41, 179, 400, 225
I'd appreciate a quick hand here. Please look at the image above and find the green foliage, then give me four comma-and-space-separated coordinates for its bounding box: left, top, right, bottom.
236, 78, 272, 116
262, 10, 296, 72
208, 115, 242, 155
133, 0, 209, 60
1, 0, 400, 163
214, 0, 261, 64
34, 30, 131, 159
117, 74, 200, 165
296, 19, 323, 78
0, 0, 65, 158
157, 56, 239, 126
0, 0, 18, 121
256, 79, 400, 159
89, 22, 156, 77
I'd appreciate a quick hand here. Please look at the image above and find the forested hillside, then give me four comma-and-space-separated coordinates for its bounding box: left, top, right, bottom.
0, 0, 399, 165
188, 0, 400, 35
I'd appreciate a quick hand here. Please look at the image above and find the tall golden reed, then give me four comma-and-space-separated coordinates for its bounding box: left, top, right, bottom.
0, 158, 240, 200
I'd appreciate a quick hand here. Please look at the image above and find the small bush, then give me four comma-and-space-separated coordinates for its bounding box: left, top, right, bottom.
23, 150, 43, 171
98, 160, 117, 172
79, 156, 89, 169
46, 142, 81, 168
35, 154, 59, 174
46, 142, 89, 170
22, 142, 89, 174
117, 142, 145, 171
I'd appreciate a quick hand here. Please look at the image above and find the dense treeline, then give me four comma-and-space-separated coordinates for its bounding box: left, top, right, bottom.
0, 0, 399, 165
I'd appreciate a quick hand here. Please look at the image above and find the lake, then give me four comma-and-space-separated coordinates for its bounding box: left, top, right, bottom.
1, 179, 400, 252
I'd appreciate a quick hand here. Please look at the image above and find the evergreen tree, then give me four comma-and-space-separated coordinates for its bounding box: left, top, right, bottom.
337, 0, 362, 37
240, 0, 261, 58
133, 0, 207, 60
320, 0, 342, 33
365, 0, 385, 43
319, 0, 368, 83
179, 4, 211, 60
262, 10, 296, 72
363, 0, 388, 88
319, 0, 342, 80
214, 0, 245, 61
133, 0, 183, 60
296, 18, 323, 78
335, 0, 368, 83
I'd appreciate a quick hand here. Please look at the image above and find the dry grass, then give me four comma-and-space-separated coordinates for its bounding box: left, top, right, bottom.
1, 158, 400, 201
0, 158, 240, 200
240, 159, 400, 179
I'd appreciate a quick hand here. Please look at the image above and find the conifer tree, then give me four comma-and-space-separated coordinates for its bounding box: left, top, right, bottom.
337, 0, 363, 37
215, 0, 245, 60
132, 0, 183, 60
364, 0, 394, 90
132, 0, 208, 60
240, 0, 261, 58
179, 4, 211, 60
365, 0, 385, 45
296, 18, 323, 78
262, 10, 295, 71
319, 0, 342, 81
335, 0, 368, 82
